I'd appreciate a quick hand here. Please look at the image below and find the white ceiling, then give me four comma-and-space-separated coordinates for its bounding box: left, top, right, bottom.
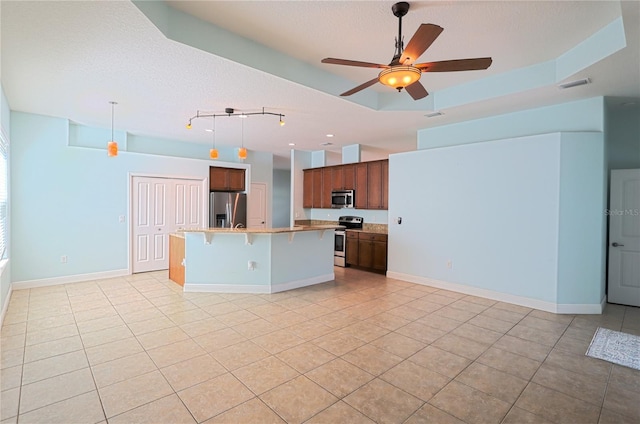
2, 1, 639, 169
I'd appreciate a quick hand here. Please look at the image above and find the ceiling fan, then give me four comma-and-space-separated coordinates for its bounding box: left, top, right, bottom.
321, 1, 492, 100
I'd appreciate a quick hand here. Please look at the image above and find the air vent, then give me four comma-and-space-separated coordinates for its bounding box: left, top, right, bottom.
320, 142, 333, 146
424, 111, 444, 118
558, 78, 591, 89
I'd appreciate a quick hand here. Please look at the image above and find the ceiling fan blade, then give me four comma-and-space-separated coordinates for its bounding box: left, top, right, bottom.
405, 80, 429, 100
400, 24, 444, 64
322, 58, 389, 69
416, 57, 493, 72
340, 78, 380, 96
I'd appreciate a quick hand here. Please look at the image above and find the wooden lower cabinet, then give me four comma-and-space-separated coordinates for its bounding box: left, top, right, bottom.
169, 234, 185, 286
345, 231, 387, 273
346, 232, 359, 266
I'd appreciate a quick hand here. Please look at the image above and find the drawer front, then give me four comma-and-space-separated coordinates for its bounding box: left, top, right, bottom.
346, 231, 359, 239
358, 232, 387, 242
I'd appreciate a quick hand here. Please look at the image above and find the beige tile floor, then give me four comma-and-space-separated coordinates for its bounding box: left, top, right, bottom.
1, 267, 639, 424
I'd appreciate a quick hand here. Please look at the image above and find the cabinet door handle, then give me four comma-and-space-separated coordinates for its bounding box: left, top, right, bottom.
612, 242, 624, 247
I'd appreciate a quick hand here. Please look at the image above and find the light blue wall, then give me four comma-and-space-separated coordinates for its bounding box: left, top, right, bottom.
9, 112, 274, 283
1, 85, 10, 135
183, 230, 333, 287
272, 169, 290, 228
310, 208, 388, 225
291, 150, 312, 222
417, 97, 604, 149
389, 133, 562, 303
394, 97, 609, 307
1, 85, 11, 313
342, 144, 361, 164
557, 132, 607, 304
606, 103, 640, 171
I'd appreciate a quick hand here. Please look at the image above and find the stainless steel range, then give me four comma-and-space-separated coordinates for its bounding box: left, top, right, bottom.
335, 216, 363, 267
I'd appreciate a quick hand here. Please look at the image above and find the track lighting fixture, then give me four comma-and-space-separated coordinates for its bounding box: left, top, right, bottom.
185, 107, 285, 129
186, 107, 284, 160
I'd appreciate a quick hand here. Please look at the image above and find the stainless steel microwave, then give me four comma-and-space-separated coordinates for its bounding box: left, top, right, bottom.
331, 190, 354, 208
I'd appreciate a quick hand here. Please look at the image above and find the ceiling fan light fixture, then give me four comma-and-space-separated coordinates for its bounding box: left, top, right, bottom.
379, 66, 421, 91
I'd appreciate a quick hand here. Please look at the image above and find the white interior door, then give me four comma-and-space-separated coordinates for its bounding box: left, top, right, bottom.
132, 176, 169, 273
132, 176, 204, 273
248, 182, 267, 229
174, 180, 202, 230
608, 169, 640, 306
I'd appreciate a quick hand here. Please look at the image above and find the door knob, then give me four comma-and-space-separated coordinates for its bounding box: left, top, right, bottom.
612, 242, 624, 247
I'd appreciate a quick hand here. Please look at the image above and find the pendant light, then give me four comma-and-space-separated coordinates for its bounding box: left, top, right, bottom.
238, 117, 247, 160
107, 101, 118, 157
209, 116, 218, 159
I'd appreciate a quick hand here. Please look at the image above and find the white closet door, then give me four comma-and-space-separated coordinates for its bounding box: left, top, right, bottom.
132, 176, 204, 273
132, 176, 170, 273
174, 179, 203, 230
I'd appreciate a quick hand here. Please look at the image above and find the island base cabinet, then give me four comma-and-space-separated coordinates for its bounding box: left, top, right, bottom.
169, 235, 185, 286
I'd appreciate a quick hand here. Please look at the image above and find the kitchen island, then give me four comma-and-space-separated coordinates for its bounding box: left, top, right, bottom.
169, 226, 341, 293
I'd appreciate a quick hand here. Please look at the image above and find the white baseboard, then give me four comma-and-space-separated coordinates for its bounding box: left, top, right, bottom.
271, 273, 335, 293
12, 269, 130, 290
1, 283, 12, 327
184, 273, 335, 294
387, 271, 604, 315
184, 283, 271, 294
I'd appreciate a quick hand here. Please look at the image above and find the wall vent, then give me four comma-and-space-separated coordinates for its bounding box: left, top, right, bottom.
424, 111, 444, 118
558, 78, 591, 89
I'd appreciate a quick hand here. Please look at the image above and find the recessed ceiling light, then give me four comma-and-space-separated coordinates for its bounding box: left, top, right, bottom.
425, 111, 443, 118
326, 134, 334, 138
205, 129, 213, 132
557, 78, 591, 89
288, 143, 296, 146
320, 142, 333, 146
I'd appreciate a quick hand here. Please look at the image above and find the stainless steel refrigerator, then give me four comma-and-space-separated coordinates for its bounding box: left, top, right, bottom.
209, 192, 247, 228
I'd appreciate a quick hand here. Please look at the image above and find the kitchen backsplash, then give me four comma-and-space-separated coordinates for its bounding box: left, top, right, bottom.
296, 220, 388, 233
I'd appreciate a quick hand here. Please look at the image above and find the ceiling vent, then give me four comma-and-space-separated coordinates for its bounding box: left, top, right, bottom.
424, 111, 444, 118
558, 78, 591, 90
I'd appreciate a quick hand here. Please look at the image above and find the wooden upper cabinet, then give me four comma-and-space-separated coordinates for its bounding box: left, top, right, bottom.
355, 163, 368, 209
312, 169, 322, 208
302, 159, 388, 210
303, 169, 313, 208
228, 168, 245, 191
331, 166, 344, 190
342, 164, 355, 190
210, 166, 246, 192
322, 167, 333, 208
366, 160, 388, 209
382, 160, 389, 210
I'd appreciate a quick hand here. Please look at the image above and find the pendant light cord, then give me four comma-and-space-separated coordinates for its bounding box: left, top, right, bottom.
110, 101, 117, 140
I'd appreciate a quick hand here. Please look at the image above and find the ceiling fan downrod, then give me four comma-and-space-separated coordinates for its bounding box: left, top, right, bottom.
392, 2, 410, 63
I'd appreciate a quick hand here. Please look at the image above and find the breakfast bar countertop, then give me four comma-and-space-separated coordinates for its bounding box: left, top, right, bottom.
173, 225, 343, 237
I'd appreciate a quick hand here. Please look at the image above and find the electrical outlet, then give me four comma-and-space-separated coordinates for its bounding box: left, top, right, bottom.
118, 215, 125, 223
61, 255, 68, 264
447, 260, 452, 269
248, 261, 256, 270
